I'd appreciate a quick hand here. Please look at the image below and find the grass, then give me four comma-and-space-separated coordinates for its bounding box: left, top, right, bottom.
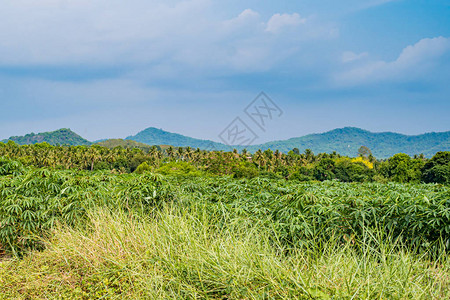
1, 205, 448, 299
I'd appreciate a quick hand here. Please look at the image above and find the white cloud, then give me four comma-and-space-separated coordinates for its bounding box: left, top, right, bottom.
0, 0, 213, 65
266, 13, 306, 33
0, 1, 328, 75
335, 37, 450, 85
395, 36, 450, 67
229, 8, 260, 24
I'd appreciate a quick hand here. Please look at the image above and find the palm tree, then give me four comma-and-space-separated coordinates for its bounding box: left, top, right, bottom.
304, 149, 314, 163
178, 147, 185, 161
166, 146, 175, 160
254, 149, 265, 170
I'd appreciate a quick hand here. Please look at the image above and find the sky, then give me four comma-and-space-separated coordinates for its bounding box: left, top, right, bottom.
0, 0, 449, 143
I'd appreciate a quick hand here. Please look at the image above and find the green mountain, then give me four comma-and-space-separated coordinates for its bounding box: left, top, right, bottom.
245, 127, 450, 158
125, 127, 227, 150
1, 128, 91, 146
3, 127, 449, 158
126, 127, 450, 158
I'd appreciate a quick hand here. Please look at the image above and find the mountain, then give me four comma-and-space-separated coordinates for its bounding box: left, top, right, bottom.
3, 127, 449, 158
126, 127, 450, 158
125, 127, 227, 150
1, 128, 91, 146
245, 127, 450, 158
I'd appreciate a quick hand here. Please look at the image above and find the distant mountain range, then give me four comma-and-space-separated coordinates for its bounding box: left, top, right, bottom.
2, 127, 450, 158
244, 127, 450, 158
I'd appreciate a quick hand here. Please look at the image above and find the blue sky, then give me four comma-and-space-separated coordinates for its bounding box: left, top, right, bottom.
0, 0, 449, 143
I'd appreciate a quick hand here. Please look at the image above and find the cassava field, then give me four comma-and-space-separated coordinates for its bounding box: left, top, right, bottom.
0, 144, 449, 299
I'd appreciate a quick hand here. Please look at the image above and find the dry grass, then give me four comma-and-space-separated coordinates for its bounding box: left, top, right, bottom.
0, 207, 448, 299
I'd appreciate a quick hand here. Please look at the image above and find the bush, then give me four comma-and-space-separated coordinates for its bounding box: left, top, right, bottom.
274, 165, 290, 178
134, 162, 152, 174
422, 152, 450, 184
0, 157, 24, 176
231, 162, 258, 179
334, 158, 373, 182
289, 172, 313, 181
1, 205, 448, 299
259, 171, 283, 180
93, 161, 111, 171
155, 161, 201, 177
0, 169, 173, 255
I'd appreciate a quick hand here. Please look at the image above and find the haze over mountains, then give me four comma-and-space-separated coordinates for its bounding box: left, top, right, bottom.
2, 127, 450, 158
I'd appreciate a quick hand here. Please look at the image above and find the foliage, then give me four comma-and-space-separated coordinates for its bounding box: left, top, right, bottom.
422, 151, 450, 184
358, 145, 372, 158
335, 157, 373, 182
155, 161, 201, 177
313, 158, 335, 181
173, 177, 450, 252
134, 162, 152, 174
0, 158, 449, 298
0, 157, 24, 176
231, 162, 258, 178
0, 167, 173, 254
1, 161, 449, 256
1, 209, 448, 299
379, 153, 425, 183
352, 156, 374, 169
0, 143, 449, 184
289, 166, 313, 181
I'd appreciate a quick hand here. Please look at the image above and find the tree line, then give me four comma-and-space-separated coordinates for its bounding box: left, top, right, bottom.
0, 141, 448, 184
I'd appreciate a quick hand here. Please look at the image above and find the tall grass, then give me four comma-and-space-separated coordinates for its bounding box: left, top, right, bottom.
1, 205, 448, 299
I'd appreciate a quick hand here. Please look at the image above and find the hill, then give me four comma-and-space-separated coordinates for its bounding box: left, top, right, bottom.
126, 127, 450, 158
126, 127, 227, 151
1, 128, 91, 146
246, 127, 450, 158
95, 139, 161, 152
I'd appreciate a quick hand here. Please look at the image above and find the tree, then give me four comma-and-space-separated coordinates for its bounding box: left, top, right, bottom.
422, 151, 450, 184
166, 146, 175, 160
335, 158, 373, 182
134, 162, 152, 174
254, 149, 265, 170
304, 149, 314, 162
358, 146, 372, 159
381, 153, 422, 183
313, 158, 335, 181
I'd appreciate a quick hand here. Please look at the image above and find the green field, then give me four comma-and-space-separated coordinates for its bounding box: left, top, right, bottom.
0, 155, 449, 299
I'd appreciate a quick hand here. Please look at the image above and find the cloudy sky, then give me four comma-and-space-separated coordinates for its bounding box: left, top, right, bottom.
0, 0, 449, 143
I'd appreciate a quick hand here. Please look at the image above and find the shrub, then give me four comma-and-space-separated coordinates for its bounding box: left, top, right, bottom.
231, 162, 258, 179
134, 162, 152, 174
334, 158, 373, 182
422, 151, 450, 184
0, 157, 24, 176
155, 161, 200, 177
